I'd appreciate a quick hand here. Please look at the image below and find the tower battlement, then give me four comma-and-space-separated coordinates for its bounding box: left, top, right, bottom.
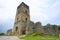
17, 2, 29, 9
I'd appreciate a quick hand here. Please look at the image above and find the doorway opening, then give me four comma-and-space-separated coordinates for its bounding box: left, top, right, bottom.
22, 30, 26, 35
16, 26, 18, 31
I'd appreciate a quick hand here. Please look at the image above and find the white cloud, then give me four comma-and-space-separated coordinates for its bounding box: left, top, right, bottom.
0, 0, 17, 23
30, 11, 52, 23
50, 1, 60, 8
0, 10, 13, 23
0, 0, 60, 25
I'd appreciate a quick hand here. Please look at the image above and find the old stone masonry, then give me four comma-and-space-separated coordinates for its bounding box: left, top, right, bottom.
12, 2, 59, 36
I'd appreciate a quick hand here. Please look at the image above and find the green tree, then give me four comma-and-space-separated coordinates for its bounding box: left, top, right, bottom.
58, 26, 60, 30
0, 33, 5, 36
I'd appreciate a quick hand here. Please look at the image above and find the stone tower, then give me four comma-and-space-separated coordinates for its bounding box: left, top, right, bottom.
13, 2, 30, 35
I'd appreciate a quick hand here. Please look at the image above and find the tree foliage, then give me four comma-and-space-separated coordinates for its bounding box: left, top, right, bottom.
58, 26, 60, 30
0, 33, 5, 36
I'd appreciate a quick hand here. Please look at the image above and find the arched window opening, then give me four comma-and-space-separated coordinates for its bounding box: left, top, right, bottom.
16, 26, 18, 31
26, 18, 27, 22
24, 10, 27, 14
17, 18, 19, 22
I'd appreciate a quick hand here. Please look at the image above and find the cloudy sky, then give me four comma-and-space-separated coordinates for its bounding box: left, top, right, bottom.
0, 0, 60, 33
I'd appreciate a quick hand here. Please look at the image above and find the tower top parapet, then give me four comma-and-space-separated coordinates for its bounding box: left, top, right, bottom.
17, 2, 29, 9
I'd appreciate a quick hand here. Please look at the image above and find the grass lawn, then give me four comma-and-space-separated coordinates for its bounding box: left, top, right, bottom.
20, 32, 60, 40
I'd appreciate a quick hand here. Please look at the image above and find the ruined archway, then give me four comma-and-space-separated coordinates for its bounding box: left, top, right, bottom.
16, 26, 18, 31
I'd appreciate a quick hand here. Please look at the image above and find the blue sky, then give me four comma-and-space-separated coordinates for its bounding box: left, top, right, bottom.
0, 0, 60, 33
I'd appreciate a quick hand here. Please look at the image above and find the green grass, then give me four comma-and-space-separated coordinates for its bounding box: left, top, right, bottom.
20, 32, 60, 40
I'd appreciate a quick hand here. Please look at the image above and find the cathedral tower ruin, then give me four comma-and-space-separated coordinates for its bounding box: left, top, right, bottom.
13, 2, 30, 35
